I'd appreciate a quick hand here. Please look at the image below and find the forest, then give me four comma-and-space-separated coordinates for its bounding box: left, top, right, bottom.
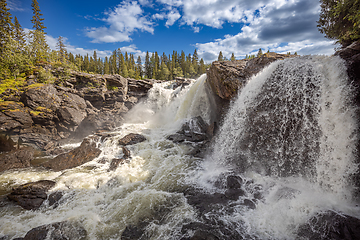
0, 0, 211, 81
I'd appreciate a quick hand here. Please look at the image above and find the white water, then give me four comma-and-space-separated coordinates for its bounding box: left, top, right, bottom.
0, 57, 359, 240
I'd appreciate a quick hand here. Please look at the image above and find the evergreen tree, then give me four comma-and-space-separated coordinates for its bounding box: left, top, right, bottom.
145, 51, 151, 78
159, 61, 170, 80
192, 49, 199, 74
56, 36, 66, 63
217, 51, 224, 61
136, 55, 143, 79
257, 48, 263, 57
180, 51, 186, 76
230, 53, 236, 61
199, 58, 206, 74
0, 0, 13, 54
30, 0, 48, 62
318, 0, 360, 47
13, 16, 25, 50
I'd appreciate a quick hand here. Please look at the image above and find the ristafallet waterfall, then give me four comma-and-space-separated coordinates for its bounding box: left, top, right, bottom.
0, 56, 360, 239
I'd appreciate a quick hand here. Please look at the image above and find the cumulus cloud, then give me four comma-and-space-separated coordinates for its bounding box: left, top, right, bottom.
86, 1, 154, 43
190, 0, 336, 62
7, 0, 25, 11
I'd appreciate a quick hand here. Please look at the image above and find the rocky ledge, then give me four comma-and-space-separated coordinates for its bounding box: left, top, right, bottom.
0, 69, 158, 156
206, 52, 295, 124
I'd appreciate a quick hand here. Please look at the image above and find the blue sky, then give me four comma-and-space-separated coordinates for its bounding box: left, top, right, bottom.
8, 0, 337, 62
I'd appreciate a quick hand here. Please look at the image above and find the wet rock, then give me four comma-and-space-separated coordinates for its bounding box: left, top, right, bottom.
108, 158, 126, 171
22, 221, 87, 240
41, 138, 101, 171
297, 211, 360, 240
121, 222, 149, 240
122, 146, 131, 159
0, 101, 33, 130
224, 188, 245, 201
48, 191, 64, 208
168, 116, 210, 143
118, 133, 147, 146
0, 147, 35, 173
7, 180, 56, 210
185, 191, 228, 214
127, 79, 153, 98
226, 175, 243, 189
242, 199, 256, 209
0, 134, 16, 152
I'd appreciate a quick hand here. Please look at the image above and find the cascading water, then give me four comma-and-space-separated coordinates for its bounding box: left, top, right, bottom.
0, 56, 359, 240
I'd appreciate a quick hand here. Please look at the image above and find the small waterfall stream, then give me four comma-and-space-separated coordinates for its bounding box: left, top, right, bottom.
0, 57, 359, 240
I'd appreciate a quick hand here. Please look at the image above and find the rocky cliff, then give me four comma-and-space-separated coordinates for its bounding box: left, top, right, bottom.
0, 68, 158, 154
206, 52, 295, 124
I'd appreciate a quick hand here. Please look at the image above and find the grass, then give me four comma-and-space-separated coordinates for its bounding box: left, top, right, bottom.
0, 77, 27, 96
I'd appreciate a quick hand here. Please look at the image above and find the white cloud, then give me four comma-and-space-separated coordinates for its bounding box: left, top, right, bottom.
86, 1, 154, 43
7, 0, 25, 11
191, 0, 336, 62
165, 10, 181, 27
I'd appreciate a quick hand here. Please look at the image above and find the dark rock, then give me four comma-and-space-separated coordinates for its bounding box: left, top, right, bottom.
297, 211, 360, 240
22, 221, 87, 240
7, 180, 56, 210
242, 199, 256, 209
168, 116, 210, 144
118, 133, 146, 146
121, 222, 148, 240
0, 101, 33, 130
22, 84, 61, 111
79, 87, 106, 109
122, 146, 131, 159
226, 175, 243, 189
127, 79, 153, 97
0, 134, 16, 152
0, 147, 35, 173
224, 188, 245, 200
41, 138, 101, 171
48, 191, 64, 208
185, 191, 228, 214
108, 158, 126, 171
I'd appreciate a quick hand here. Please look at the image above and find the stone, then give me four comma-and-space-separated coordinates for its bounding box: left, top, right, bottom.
41, 138, 101, 171
122, 146, 131, 159
0, 134, 16, 152
167, 116, 210, 143
7, 180, 56, 210
0, 147, 34, 173
22, 84, 61, 111
0, 101, 33, 129
48, 191, 64, 208
22, 221, 87, 240
118, 133, 146, 146
121, 222, 148, 240
108, 158, 126, 171
297, 211, 360, 240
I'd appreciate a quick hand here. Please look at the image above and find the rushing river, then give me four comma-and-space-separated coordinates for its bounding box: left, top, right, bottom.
0, 56, 360, 239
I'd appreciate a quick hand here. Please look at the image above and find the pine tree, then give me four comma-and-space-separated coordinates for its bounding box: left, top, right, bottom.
199, 58, 206, 74
145, 51, 151, 78
257, 48, 263, 57
230, 53, 236, 61
136, 56, 143, 79
13, 16, 25, 50
30, 0, 49, 62
217, 51, 224, 61
0, 0, 13, 54
57, 36, 66, 63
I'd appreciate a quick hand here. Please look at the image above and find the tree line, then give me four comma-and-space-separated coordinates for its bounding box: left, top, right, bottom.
0, 0, 210, 81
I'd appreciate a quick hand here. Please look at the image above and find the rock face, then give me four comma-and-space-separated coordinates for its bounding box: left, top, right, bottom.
297, 211, 360, 240
0, 147, 35, 173
22, 221, 87, 240
41, 138, 101, 171
167, 116, 210, 143
118, 133, 147, 146
335, 41, 360, 196
0, 68, 157, 158
7, 180, 56, 210
206, 53, 295, 124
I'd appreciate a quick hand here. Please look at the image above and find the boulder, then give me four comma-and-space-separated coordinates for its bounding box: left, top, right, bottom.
118, 133, 147, 146
167, 116, 210, 143
7, 180, 56, 210
108, 158, 126, 171
0, 134, 16, 152
127, 79, 153, 98
297, 211, 360, 240
0, 101, 33, 130
0, 147, 35, 173
22, 221, 87, 240
41, 138, 101, 171
22, 84, 61, 111
206, 53, 294, 101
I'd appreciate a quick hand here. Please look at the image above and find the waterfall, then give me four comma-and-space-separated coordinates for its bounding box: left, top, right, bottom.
0, 58, 359, 240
